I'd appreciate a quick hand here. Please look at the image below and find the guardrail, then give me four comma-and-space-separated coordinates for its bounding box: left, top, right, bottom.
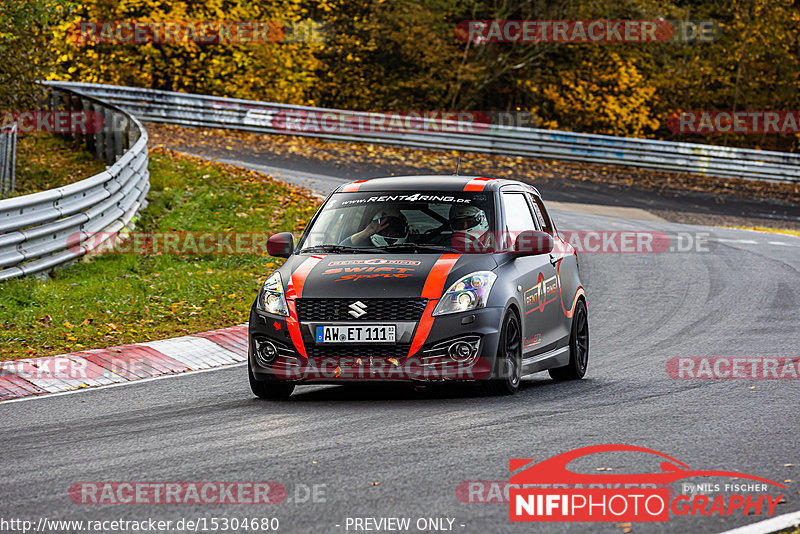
46, 81, 800, 184
0, 123, 17, 197
0, 86, 149, 281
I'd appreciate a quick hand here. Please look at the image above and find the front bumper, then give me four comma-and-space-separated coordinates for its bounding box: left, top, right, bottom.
248, 305, 504, 384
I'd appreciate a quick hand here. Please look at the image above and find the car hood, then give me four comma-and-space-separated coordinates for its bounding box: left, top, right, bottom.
280, 253, 498, 299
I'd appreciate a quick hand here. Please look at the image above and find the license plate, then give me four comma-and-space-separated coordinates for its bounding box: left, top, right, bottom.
316, 325, 396, 343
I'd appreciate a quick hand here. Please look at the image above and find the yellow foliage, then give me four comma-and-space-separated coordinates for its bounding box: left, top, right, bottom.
48, 0, 323, 104
537, 53, 659, 137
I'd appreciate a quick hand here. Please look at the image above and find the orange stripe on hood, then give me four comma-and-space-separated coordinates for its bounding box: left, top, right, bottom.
286, 255, 326, 357
408, 253, 461, 357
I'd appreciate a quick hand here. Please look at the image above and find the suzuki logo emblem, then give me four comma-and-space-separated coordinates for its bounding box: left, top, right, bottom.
348, 301, 368, 318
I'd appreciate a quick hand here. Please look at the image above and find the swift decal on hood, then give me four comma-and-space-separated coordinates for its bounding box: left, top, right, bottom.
322, 265, 418, 282
322, 258, 423, 282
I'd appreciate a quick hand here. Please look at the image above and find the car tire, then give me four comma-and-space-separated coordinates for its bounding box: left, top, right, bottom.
248, 360, 295, 399
549, 299, 588, 381
485, 309, 523, 396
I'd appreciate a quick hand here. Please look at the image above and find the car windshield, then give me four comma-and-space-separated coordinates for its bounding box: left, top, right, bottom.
298, 191, 496, 253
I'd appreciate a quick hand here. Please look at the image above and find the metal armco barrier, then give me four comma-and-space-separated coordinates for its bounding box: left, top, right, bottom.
0, 123, 17, 197
46, 81, 800, 184
0, 86, 149, 281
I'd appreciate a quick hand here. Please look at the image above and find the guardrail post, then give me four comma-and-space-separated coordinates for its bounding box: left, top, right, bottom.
69, 93, 80, 143
9, 125, 16, 192
113, 112, 124, 158
0, 124, 17, 198
0, 129, 8, 197
81, 97, 94, 155
104, 107, 114, 164
54, 90, 67, 140
93, 103, 104, 161
118, 116, 129, 153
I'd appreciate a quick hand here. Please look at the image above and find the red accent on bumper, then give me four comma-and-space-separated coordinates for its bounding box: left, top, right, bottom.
408, 253, 461, 357
286, 300, 306, 357
286, 255, 326, 358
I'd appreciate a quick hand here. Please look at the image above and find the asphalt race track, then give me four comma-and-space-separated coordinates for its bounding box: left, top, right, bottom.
1, 162, 799, 534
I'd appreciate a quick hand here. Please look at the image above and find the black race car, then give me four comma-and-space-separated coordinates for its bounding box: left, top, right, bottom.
248, 175, 588, 398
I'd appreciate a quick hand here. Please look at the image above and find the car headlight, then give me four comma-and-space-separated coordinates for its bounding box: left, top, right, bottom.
258, 272, 289, 316
432, 271, 497, 316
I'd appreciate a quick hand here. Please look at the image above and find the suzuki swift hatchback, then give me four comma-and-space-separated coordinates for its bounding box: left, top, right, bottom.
248, 175, 588, 398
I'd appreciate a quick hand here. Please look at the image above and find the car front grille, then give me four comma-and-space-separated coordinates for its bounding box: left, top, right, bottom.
295, 298, 428, 322
305, 345, 410, 359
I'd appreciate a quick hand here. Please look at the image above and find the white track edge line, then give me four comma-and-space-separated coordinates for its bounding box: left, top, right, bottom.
0, 362, 246, 405
717, 510, 800, 534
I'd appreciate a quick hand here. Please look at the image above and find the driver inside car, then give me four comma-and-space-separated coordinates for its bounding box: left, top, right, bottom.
341, 208, 409, 246
429, 204, 492, 251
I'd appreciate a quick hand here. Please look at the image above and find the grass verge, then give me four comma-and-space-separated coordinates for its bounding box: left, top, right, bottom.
0, 148, 320, 360
9, 133, 106, 197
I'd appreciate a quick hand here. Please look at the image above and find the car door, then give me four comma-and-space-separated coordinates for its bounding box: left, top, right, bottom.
500, 191, 561, 355
528, 192, 574, 347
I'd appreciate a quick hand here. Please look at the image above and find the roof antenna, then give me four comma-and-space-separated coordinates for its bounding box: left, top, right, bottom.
455, 157, 461, 176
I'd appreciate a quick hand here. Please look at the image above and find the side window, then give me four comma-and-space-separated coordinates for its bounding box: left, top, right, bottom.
528, 194, 555, 235
501, 193, 538, 247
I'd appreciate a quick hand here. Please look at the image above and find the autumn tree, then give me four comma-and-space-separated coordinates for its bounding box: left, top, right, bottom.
0, 0, 74, 109
49, 0, 324, 104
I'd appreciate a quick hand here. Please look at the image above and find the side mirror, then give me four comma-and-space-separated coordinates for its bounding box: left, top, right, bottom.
267, 232, 295, 258
513, 231, 553, 256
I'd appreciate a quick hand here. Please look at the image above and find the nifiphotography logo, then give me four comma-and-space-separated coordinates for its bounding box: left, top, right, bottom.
509, 445, 785, 523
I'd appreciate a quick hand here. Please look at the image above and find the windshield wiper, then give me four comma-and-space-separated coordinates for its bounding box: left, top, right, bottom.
376, 243, 458, 253
299, 244, 374, 254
